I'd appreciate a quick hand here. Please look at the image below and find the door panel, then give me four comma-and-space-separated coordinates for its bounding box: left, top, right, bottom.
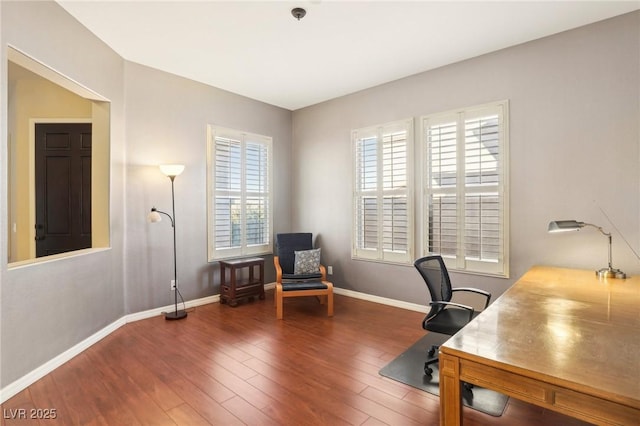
35, 123, 92, 257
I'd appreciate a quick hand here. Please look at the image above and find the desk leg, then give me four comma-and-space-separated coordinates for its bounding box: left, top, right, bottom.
439, 352, 462, 425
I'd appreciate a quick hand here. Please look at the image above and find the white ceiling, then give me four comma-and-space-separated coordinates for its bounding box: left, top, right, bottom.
56, 1, 640, 110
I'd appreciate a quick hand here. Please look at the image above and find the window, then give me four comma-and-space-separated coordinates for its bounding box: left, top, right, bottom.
352, 119, 414, 264
8, 47, 111, 266
422, 101, 509, 276
207, 126, 272, 261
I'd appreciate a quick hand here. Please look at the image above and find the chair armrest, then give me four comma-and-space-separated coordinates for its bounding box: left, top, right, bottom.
276, 258, 326, 283
274, 256, 283, 284
452, 287, 492, 309
319, 264, 327, 281
429, 300, 475, 322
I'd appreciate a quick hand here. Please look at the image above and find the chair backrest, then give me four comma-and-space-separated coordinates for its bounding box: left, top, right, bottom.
414, 255, 453, 305
275, 233, 314, 274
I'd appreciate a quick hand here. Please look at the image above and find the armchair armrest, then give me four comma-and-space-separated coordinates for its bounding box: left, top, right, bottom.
319, 264, 327, 281
452, 287, 492, 309
274, 256, 326, 283
274, 256, 283, 284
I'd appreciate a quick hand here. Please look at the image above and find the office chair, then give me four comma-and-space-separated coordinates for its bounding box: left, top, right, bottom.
273, 233, 334, 319
414, 255, 491, 376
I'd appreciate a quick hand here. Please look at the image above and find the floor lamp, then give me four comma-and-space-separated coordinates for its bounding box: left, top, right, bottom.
148, 164, 188, 320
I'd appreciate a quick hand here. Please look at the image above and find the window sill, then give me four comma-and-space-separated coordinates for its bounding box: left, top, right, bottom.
8, 247, 111, 271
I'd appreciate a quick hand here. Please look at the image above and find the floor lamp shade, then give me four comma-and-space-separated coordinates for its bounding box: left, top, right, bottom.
149, 164, 187, 320
159, 164, 184, 178
147, 209, 163, 223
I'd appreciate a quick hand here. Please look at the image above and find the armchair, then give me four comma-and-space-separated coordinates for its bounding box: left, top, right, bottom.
273, 233, 334, 319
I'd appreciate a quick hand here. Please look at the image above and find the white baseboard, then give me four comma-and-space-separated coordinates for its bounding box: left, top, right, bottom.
0, 318, 125, 404
0, 293, 221, 403
0, 282, 422, 403
333, 287, 427, 313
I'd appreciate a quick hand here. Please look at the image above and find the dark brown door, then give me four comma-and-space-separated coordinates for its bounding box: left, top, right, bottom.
35, 123, 92, 257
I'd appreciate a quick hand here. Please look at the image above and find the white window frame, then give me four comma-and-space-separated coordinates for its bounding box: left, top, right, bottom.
421, 101, 509, 277
352, 119, 414, 265
207, 125, 273, 261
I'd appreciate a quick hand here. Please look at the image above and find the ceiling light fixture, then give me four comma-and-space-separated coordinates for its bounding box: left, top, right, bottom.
291, 7, 306, 21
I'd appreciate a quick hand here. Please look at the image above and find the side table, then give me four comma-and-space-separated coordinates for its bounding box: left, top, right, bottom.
219, 257, 265, 307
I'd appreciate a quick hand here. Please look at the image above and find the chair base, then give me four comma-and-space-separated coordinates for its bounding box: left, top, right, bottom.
424, 349, 474, 393
275, 281, 334, 319
423, 344, 439, 375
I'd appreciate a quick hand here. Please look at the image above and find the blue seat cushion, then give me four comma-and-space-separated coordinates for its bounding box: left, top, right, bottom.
282, 272, 323, 281
281, 282, 328, 291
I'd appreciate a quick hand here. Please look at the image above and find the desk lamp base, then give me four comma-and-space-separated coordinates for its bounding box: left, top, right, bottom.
597, 267, 627, 279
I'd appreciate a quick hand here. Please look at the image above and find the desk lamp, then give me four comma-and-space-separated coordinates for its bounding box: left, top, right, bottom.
148, 164, 188, 319
548, 220, 626, 279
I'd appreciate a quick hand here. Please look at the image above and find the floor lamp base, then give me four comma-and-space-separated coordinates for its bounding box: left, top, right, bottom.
165, 310, 188, 320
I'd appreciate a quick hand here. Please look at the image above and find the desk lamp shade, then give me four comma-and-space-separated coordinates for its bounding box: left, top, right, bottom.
548, 219, 626, 279
548, 220, 585, 232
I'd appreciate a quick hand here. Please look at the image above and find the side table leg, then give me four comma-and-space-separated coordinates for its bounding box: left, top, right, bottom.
220, 264, 227, 304
259, 262, 265, 300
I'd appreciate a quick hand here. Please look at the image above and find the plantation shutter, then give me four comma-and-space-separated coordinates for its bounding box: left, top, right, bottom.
213, 136, 242, 251
245, 140, 270, 248
464, 112, 501, 264
353, 119, 413, 264
426, 118, 458, 257
208, 126, 272, 260
423, 102, 509, 276
355, 132, 379, 253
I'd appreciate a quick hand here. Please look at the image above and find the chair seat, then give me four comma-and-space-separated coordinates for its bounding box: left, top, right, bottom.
281, 281, 328, 291
282, 272, 323, 281
424, 309, 481, 336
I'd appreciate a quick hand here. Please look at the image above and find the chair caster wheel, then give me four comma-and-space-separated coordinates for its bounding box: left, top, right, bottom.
424, 363, 433, 376
428, 345, 437, 357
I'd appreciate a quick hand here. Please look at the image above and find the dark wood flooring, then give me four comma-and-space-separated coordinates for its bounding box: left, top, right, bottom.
1, 292, 592, 425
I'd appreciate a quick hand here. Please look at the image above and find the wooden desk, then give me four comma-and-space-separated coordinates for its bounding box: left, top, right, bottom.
219, 257, 265, 307
439, 266, 640, 425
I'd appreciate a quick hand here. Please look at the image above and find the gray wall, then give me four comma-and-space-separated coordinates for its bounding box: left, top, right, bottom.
0, 0, 126, 386
1, 0, 638, 394
0, 0, 292, 388
292, 11, 640, 303
124, 62, 292, 314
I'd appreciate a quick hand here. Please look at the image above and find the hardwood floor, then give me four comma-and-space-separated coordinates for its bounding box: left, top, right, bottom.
1, 292, 592, 425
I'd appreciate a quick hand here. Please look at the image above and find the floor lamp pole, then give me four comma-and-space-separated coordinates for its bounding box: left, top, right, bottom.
165, 174, 187, 320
